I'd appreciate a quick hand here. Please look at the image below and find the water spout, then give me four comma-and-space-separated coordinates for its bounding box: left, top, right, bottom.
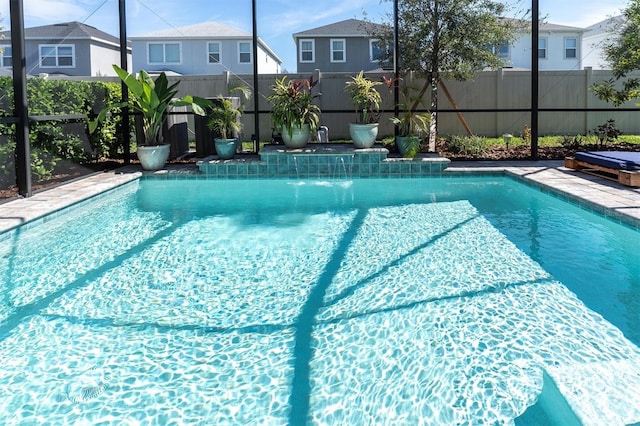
292, 155, 299, 178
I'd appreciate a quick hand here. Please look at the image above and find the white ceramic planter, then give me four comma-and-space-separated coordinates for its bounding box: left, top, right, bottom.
282, 124, 310, 149
137, 144, 171, 171
349, 123, 379, 149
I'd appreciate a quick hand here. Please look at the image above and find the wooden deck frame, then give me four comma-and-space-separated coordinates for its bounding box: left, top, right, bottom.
565, 157, 640, 187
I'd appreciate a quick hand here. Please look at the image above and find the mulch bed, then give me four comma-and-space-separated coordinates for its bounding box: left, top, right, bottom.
436, 141, 640, 161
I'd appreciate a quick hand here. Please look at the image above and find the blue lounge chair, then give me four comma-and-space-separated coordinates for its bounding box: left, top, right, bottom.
565, 151, 640, 187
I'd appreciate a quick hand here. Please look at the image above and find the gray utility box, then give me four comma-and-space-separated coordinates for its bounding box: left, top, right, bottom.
194, 97, 240, 157
135, 104, 189, 159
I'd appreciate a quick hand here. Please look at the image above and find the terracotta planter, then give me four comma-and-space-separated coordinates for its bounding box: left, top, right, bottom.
137, 144, 170, 170
281, 124, 310, 149
350, 123, 379, 149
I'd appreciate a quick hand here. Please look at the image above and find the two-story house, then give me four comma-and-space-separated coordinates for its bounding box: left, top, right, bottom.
292, 19, 390, 73
295, 18, 585, 73
130, 22, 282, 75
581, 16, 624, 70
0, 21, 130, 77
503, 21, 585, 70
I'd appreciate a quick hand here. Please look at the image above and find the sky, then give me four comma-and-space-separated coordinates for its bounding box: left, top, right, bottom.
0, 0, 630, 72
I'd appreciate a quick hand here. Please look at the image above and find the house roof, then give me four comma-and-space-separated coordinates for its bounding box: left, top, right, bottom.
293, 19, 388, 39
584, 15, 624, 38
502, 17, 585, 33
131, 21, 251, 39
539, 22, 585, 32
293, 17, 582, 40
131, 21, 282, 63
0, 21, 127, 48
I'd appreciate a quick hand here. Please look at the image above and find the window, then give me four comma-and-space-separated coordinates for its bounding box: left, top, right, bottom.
208, 42, 220, 63
299, 39, 314, 63
488, 43, 510, 60
331, 39, 346, 63
39, 44, 75, 68
370, 40, 384, 62
238, 42, 251, 64
370, 39, 393, 68
0, 46, 12, 67
538, 38, 548, 59
565, 38, 577, 59
148, 43, 181, 64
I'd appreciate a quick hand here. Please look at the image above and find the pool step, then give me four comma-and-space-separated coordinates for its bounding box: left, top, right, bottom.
196, 144, 451, 178
543, 357, 640, 425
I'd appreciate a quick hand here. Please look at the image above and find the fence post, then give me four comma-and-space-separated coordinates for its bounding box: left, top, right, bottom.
10, 0, 31, 197
584, 66, 592, 135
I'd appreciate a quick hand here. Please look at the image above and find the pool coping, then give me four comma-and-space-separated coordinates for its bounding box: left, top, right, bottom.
1, 159, 638, 235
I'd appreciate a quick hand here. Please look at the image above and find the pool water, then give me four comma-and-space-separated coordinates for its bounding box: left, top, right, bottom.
0, 177, 638, 424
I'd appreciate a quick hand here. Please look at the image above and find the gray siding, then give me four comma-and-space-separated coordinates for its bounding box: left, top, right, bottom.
0, 22, 126, 77
297, 37, 381, 73
25, 39, 92, 76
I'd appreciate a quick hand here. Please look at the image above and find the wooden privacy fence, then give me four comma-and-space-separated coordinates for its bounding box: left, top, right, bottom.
72, 68, 640, 142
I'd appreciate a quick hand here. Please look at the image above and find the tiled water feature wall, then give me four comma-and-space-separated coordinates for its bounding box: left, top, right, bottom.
197, 144, 450, 178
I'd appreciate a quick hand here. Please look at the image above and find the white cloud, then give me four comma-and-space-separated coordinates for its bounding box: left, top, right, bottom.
23, 0, 88, 25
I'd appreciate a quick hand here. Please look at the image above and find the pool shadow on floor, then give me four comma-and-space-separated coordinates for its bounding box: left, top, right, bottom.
287, 209, 556, 424
0, 219, 188, 341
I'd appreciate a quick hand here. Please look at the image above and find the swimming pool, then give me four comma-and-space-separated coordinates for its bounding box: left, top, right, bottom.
0, 176, 638, 424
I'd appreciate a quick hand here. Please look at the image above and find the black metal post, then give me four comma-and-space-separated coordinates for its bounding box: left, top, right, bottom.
252, 0, 260, 152
393, 0, 399, 127
119, 0, 131, 164
10, 0, 31, 197
531, 0, 539, 160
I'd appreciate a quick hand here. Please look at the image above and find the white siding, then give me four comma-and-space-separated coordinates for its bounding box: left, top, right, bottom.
132, 38, 280, 75
505, 31, 583, 70
90, 44, 128, 76
582, 32, 611, 70
257, 46, 280, 74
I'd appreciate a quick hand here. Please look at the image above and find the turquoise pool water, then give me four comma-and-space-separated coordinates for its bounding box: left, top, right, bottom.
0, 176, 638, 424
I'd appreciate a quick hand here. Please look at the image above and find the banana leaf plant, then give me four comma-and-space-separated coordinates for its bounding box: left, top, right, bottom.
89, 64, 211, 146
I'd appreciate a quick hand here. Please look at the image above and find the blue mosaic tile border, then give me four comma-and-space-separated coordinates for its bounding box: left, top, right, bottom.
197, 144, 451, 179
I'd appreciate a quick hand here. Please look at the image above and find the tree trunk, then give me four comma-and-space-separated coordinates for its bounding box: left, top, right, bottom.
428, 75, 438, 152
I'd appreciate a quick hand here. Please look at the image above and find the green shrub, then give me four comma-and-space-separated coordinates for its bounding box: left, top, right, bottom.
591, 119, 622, 146
560, 135, 585, 151
0, 77, 124, 187
445, 135, 492, 156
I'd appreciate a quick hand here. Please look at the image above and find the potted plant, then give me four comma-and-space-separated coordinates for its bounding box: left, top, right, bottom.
385, 76, 431, 158
89, 64, 210, 170
207, 85, 251, 160
267, 75, 321, 149
344, 70, 383, 148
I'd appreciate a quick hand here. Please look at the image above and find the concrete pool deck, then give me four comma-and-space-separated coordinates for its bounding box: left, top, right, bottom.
1, 159, 638, 234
